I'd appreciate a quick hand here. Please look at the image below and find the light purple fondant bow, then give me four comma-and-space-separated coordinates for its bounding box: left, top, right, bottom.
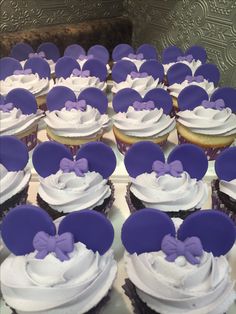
128, 53, 144, 60
13, 68, 32, 75
72, 68, 90, 77
28, 51, 46, 58
161, 234, 203, 265
130, 71, 148, 79
0, 102, 14, 112
65, 100, 87, 111
152, 160, 183, 177
78, 54, 94, 61
133, 100, 155, 111
33, 231, 74, 261
60, 157, 89, 176
177, 54, 194, 63
185, 75, 204, 83
201, 99, 225, 111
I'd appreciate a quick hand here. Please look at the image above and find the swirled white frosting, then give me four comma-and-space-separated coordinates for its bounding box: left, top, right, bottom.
177, 106, 236, 136
130, 172, 208, 212
163, 59, 202, 75
55, 75, 107, 97
44, 105, 110, 137
0, 74, 54, 97
113, 107, 175, 138
219, 179, 236, 201
38, 170, 111, 213
1, 242, 117, 314
0, 107, 43, 136
20, 59, 55, 74
0, 164, 31, 204
111, 75, 167, 96
125, 250, 235, 314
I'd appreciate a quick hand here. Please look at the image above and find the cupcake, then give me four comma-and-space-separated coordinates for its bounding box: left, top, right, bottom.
0, 88, 43, 150
54, 56, 107, 96
121, 208, 236, 314
0, 205, 117, 314
44, 86, 110, 154
32, 141, 116, 219
125, 141, 208, 219
212, 147, 236, 224
0, 136, 31, 220
176, 85, 236, 160
112, 59, 166, 96
112, 88, 175, 154
0, 56, 54, 110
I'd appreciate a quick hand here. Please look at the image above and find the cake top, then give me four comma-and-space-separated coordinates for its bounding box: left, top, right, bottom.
215, 147, 236, 181
162, 45, 207, 64
112, 43, 158, 62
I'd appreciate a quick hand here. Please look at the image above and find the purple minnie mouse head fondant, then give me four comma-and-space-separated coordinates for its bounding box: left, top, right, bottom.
162, 45, 207, 64
215, 147, 236, 182
112, 44, 158, 62
1, 205, 114, 260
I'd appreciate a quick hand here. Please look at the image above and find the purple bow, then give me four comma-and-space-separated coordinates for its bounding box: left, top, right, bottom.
128, 53, 144, 60
161, 234, 203, 265
78, 54, 94, 61
133, 100, 155, 111
152, 160, 183, 177
0, 102, 14, 112
65, 100, 87, 111
177, 54, 194, 63
13, 68, 32, 75
33, 231, 74, 262
72, 68, 90, 77
185, 75, 204, 83
60, 157, 89, 176
201, 99, 225, 111
28, 51, 46, 58
130, 71, 148, 79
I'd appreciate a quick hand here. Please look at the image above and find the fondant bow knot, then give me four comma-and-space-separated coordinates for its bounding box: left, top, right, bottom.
33, 231, 74, 261
130, 71, 148, 79
28, 51, 46, 58
185, 75, 204, 83
177, 54, 194, 63
133, 100, 155, 111
201, 99, 225, 111
13, 69, 32, 75
128, 53, 144, 60
65, 100, 87, 111
152, 160, 183, 177
78, 54, 94, 61
161, 234, 203, 265
60, 157, 89, 176
0, 102, 14, 112
72, 68, 90, 77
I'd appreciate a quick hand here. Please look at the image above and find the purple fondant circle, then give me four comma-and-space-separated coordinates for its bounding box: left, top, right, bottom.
64, 44, 86, 59
112, 44, 134, 61
24, 57, 50, 79
140, 60, 164, 81
37, 42, 60, 62
137, 44, 158, 60
46, 86, 76, 111
167, 63, 192, 85
185, 45, 207, 64
112, 60, 137, 83
78, 87, 108, 114
112, 88, 142, 113
0, 57, 22, 80
211, 87, 236, 113
87, 45, 109, 65
194, 63, 220, 85
162, 46, 183, 64
55, 56, 80, 79
178, 85, 209, 111
144, 88, 173, 115
6, 88, 37, 114
215, 147, 236, 181
83, 59, 107, 81
10, 43, 34, 61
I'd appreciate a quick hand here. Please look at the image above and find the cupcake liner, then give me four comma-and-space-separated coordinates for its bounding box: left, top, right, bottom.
36, 95, 47, 111
37, 180, 115, 220
17, 125, 38, 151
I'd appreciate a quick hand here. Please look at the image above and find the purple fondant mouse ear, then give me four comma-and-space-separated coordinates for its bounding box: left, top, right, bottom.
194, 63, 220, 85
215, 147, 236, 181
82, 59, 107, 81
185, 45, 207, 63
112, 44, 134, 61
112, 60, 137, 83
162, 46, 183, 64
46, 86, 76, 111
167, 63, 192, 85
10, 43, 34, 61
5, 88, 37, 114
78, 87, 108, 114
124, 141, 165, 178
37, 42, 60, 62
24, 57, 50, 79
0, 136, 28, 171
58, 210, 114, 255
0, 57, 22, 80
76, 142, 116, 178
167, 144, 208, 180
0, 94, 5, 106
55, 56, 81, 79
144, 88, 173, 115
32, 141, 72, 177
178, 85, 209, 111
87, 45, 109, 65
64, 44, 86, 59
211, 87, 236, 113
178, 210, 235, 256
137, 44, 158, 60
121, 208, 175, 254
1, 205, 55, 255
112, 88, 142, 113
139, 60, 164, 81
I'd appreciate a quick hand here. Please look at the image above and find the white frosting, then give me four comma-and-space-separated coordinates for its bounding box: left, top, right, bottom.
0, 164, 31, 204
0, 107, 43, 136
163, 59, 202, 75
111, 75, 167, 97
113, 107, 175, 138
130, 172, 208, 212
122, 57, 146, 70
1, 242, 117, 314
38, 170, 111, 213
20, 59, 55, 74
125, 250, 236, 314
177, 106, 236, 136
44, 105, 110, 137
0, 73, 54, 97
219, 179, 236, 201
